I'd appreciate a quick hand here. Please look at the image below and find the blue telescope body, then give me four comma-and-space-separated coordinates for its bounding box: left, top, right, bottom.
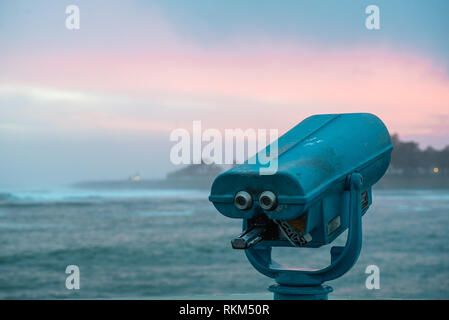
209, 113, 392, 299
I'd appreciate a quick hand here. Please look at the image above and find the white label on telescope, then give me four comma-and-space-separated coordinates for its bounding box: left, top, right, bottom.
327, 215, 341, 235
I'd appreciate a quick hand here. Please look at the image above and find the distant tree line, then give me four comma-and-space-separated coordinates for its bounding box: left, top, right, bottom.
390, 134, 449, 175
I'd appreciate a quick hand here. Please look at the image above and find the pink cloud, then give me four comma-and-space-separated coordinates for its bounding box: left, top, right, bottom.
1, 43, 448, 140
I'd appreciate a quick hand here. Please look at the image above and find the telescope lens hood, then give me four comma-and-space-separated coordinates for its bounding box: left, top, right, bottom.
259, 191, 277, 211
234, 191, 253, 210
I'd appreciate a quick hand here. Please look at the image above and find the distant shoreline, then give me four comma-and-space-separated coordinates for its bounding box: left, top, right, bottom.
72, 178, 216, 191
374, 175, 449, 189
73, 175, 449, 191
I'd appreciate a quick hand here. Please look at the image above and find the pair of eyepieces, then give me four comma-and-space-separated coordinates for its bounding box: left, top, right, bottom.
234, 191, 277, 211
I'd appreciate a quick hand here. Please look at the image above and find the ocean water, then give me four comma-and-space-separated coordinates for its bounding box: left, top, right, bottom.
0, 187, 448, 299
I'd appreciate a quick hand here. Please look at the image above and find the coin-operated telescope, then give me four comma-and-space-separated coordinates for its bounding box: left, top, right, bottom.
209, 113, 392, 300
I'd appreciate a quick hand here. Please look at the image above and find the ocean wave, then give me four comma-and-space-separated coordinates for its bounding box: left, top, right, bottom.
0, 222, 66, 230
136, 209, 195, 217
0, 189, 209, 205
374, 189, 449, 199
0, 192, 17, 201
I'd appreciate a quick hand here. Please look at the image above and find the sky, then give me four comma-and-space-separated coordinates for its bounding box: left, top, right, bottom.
0, 0, 448, 187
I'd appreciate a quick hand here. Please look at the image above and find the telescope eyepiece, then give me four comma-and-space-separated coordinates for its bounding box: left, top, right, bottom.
259, 191, 277, 211
234, 191, 253, 210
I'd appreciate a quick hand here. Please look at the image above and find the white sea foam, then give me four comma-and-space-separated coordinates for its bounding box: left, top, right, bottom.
0, 188, 209, 203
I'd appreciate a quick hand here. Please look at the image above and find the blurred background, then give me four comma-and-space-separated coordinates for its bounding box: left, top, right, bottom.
0, 0, 448, 299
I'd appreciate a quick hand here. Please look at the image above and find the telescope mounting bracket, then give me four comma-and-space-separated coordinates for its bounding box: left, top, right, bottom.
245, 173, 364, 300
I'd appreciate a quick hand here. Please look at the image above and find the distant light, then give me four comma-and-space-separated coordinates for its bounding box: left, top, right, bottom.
433, 167, 439, 173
